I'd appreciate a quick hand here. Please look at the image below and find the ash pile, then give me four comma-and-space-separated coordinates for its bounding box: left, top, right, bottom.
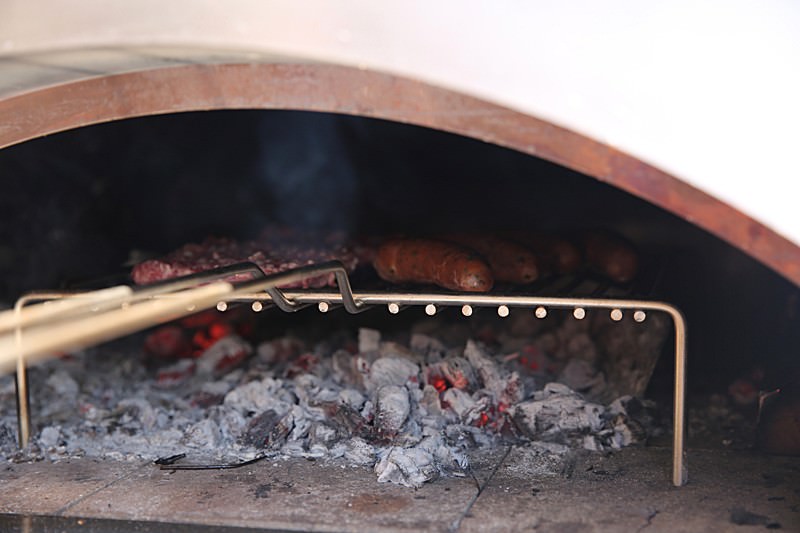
0, 311, 664, 488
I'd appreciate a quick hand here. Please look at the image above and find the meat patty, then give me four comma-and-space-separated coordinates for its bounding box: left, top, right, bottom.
132, 235, 359, 288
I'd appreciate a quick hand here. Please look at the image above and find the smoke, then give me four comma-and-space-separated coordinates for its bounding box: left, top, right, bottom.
255, 112, 358, 234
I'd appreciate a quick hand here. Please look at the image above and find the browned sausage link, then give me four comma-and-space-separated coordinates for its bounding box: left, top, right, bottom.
441, 234, 539, 284
506, 232, 582, 275
582, 231, 639, 284
373, 238, 494, 292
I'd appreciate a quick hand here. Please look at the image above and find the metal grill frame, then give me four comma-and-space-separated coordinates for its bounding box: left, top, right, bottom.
5, 261, 687, 486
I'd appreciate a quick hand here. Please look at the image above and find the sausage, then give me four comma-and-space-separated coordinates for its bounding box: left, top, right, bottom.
373, 238, 494, 292
582, 231, 639, 284
441, 234, 539, 284
506, 232, 582, 275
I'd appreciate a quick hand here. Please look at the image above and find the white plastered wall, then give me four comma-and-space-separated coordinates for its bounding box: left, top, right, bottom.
1, 0, 799, 245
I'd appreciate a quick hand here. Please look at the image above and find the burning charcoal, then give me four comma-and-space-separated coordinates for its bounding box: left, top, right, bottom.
608, 396, 657, 424
510, 383, 605, 444
39, 426, 61, 448
242, 410, 281, 447
582, 434, 605, 451
144, 325, 191, 359
364, 357, 420, 392
288, 405, 314, 442
257, 337, 305, 366
418, 384, 447, 419
558, 359, 606, 398
309, 422, 337, 446
427, 356, 478, 392
242, 409, 293, 449
419, 434, 469, 474
464, 340, 524, 406
45, 370, 80, 399
190, 391, 225, 408
338, 388, 366, 410
312, 401, 370, 439
464, 340, 502, 388
375, 385, 411, 440
444, 424, 496, 449
331, 349, 357, 382
191, 380, 235, 408
4, 305, 669, 490
331, 349, 370, 387
358, 328, 381, 354
374, 445, 440, 488
342, 439, 375, 465
379, 341, 418, 361
607, 395, 660, 447
224, 377, 291, 415
442, 388, 484, 425
184, 419, 221, 448
503, 442, 570, 478
285, 352, 321, 379
409, 333, 447, 362
196, 335, 253, 376
506, 344, 555, 382
155, 359, 196, 388
209, 406, 247, 443
329, 437, 376, 466
115, 398, 157, 430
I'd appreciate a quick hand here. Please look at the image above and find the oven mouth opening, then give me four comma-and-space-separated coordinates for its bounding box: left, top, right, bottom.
0, 109, 798, 528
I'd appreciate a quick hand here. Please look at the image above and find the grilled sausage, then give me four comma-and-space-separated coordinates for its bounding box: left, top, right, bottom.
441, 234, 539, 284
374, 238, 494, 292
507, 232, 582, 275
583, 231, 639, 283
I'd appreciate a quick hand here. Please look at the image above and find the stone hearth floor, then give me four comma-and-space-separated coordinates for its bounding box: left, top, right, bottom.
1, 445, 798, 532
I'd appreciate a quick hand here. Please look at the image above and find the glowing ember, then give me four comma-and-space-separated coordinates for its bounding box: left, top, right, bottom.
431, 376, 449, 393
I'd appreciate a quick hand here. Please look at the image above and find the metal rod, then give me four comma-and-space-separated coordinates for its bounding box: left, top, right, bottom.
668, 306, 688, 486
14, 360, 30, 448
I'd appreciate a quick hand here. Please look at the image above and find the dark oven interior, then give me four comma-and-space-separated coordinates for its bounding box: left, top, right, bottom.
1, 110, 799, 531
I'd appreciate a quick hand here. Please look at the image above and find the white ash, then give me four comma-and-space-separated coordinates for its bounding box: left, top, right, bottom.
196, 335, 252, 376
364, 357, 419, 392
358, 328, 381, 354
330, 437, 375, 466
223, 377, 290, 414
509, 383, 606, 447
39, 426, 61, 448
559, 359, 607, 398
45, 370, 79, 399
375, 385, 410, 436
503, 442, 571, 478
0, 320, 662, 488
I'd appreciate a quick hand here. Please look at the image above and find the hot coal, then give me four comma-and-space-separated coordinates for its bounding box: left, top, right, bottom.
0, 314, 665, 489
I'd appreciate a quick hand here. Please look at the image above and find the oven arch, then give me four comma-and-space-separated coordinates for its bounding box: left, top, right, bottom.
1, 62, 798, 286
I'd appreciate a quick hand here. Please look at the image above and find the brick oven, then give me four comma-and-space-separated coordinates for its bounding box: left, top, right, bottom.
1, 3, 799, 531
